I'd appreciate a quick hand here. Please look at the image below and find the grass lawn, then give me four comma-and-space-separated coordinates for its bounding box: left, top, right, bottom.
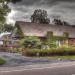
0, 58, 6, 65
33, 56, 75, 60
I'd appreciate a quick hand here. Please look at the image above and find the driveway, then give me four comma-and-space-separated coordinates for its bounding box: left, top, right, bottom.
0, 52, 74, 67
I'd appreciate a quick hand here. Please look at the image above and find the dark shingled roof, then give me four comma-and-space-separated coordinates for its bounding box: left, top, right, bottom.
15, 21, 75, 38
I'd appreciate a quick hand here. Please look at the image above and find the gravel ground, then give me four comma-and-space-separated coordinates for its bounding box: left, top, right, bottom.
0, 52, 74, 67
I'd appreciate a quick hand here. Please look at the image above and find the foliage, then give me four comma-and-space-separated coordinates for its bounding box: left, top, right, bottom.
46, 31, 69, 48
23, 46, 75, 56
22, 36, 42, 48
47, 38, 57, 48
31, 9, 50, 24
0, 0, 21, 33
0, 0, 10, 23
52, 19, 63, 25
53, 19, 70, 25
15, 24, 24, 38
63, 32, 69, 37
0, 58, 6, 65
4, 24, 14, 32
47, 32, 58, 48
0, 0, 10, 32
6, 47, 21, 53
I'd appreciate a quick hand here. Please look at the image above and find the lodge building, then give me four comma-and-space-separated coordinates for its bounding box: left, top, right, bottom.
15, 21, 75, 47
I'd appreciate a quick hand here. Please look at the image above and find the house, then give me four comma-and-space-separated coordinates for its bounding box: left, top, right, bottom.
0, 32, 12, 46
15, 21, 75, 47
0, 32, 17, 47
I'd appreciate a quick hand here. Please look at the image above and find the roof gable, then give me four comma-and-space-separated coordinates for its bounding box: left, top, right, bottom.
15, 21, 75, 38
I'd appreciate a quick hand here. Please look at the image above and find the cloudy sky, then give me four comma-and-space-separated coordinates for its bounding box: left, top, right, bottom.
6, 0, 75, 25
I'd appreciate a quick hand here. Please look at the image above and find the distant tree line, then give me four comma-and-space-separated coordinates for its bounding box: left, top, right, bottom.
31, 9, 70, 26
52, 19, 70, 26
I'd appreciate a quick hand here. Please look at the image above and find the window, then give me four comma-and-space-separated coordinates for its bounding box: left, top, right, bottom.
63, 32, 69, 37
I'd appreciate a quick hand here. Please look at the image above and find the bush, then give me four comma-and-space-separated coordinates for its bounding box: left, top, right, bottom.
21, 36, 42, 48
23, 46, 75, 56
0, 58, 6, 65
25, 48, 64, 56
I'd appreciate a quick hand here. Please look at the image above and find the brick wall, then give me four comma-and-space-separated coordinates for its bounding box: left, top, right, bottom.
68, 38, 75, 46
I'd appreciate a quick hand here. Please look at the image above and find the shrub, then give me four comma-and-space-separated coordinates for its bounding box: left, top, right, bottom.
0, 58, 6, 65
21, 36, 42, 48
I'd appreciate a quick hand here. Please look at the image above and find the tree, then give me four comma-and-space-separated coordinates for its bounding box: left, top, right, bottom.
4, 24, 14, 32
62, 21, 70, 26
0, 0, 21, 23
31, 9, 50, 24
0, 0, 10, 32
15, 24, 24, 38
0, 0, 21, 33
53, 19, 70, 26
52, 19, 63, 25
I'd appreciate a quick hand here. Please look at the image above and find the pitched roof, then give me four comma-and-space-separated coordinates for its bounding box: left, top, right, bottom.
16, 21, 75, 38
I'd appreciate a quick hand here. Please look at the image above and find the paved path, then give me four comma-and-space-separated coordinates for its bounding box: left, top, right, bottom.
0, 62, 75, 75
0, 52, 73, 67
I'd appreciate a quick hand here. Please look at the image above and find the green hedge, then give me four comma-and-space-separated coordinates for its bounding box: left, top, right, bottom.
24, 47, 75, 56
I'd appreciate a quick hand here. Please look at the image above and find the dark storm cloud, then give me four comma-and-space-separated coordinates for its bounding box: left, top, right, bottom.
50, 15, 61, 19
7, 0, 75, 25
16, 0, 75, 6
15, 0, 41, 6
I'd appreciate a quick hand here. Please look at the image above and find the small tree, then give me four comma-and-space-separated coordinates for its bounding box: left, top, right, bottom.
53, 19, 63, 25
53, 19, 70, 26
31, 9, 50, 24
15, 24, 24, 38
22, 36, 42, 48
